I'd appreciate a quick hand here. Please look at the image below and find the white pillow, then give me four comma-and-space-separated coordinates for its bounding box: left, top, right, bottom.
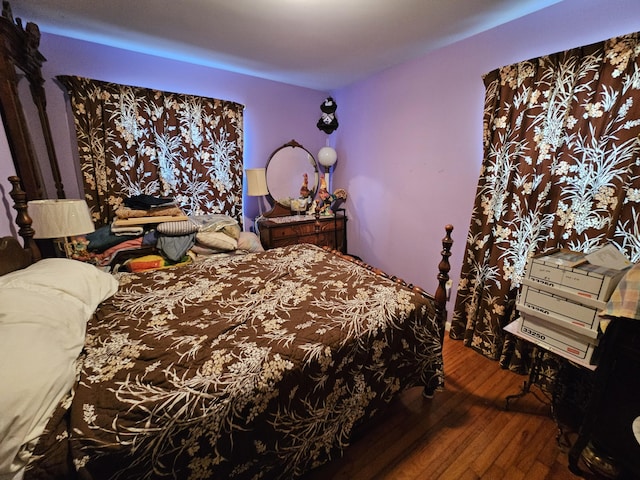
157, 219, 199, 236
0, 260, 117, 476
237, 231, 264, 252
0, 288, 87, 476
0, 260, 118, 475
0, 258, 118, 319
196, 231, 238, 251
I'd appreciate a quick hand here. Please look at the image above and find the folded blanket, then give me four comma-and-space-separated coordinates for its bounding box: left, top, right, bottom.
97, 238, 144, 266
601, 261, 640, 321
115, 205, 184, 219
111, 221, 144, 236
86, 225, 140, 252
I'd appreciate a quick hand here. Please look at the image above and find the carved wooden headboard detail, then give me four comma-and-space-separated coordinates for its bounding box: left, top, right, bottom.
0, 1, 63, 202
0, 235, 33, 275
0, 175, 41, 274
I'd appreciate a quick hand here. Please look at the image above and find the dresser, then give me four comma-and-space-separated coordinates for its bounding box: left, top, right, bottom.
257, 211, 347, 253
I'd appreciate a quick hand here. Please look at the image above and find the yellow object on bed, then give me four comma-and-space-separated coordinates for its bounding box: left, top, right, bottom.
125, 254, 192, 272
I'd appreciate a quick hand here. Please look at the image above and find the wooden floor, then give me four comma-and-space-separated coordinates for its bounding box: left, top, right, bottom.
304, 335, 603, 480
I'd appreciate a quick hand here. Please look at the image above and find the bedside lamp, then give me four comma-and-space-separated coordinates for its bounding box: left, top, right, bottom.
27, 199, 95, 257
245, 168, 269, 216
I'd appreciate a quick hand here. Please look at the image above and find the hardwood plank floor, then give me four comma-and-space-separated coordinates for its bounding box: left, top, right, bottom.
303, 335, 604, 480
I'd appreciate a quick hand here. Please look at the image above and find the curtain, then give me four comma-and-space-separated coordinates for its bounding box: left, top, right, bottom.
450, 33, 640, 372
58, 76, 244, 227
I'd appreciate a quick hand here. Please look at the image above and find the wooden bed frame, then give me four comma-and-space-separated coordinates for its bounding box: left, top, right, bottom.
0, 176, 40, 274
0, 2, 64, 202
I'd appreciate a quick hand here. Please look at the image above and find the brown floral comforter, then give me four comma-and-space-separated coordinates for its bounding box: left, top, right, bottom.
26, 244, 444, 480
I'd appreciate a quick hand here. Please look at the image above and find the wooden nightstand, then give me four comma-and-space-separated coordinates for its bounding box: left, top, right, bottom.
257, 211, 347, 253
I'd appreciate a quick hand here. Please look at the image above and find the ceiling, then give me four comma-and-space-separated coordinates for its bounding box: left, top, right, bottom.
10, 0, 561, 91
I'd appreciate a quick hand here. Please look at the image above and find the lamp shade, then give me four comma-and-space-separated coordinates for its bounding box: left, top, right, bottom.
317, 146, 338, 167
245, 168, 269, 196
28, 199, 95, 239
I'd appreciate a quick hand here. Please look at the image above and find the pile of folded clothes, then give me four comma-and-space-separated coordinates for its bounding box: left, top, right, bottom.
68, 195, 260, 272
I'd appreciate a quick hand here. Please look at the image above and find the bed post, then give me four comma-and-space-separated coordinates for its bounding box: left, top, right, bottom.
422, 224, 453, 399
8, 175, 41, 262
435, 225, 453, 341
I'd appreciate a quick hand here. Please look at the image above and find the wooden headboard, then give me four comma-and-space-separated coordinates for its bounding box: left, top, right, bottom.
0, 236, 32, 275
0, 2, 63, 202
0, 176, 40, 274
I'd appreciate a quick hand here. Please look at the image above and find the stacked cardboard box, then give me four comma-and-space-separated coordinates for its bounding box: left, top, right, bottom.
514, 249, 628, 366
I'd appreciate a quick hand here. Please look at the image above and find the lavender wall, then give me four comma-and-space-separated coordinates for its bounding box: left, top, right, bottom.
332, 0, 640, 297
0, 35, 329, 237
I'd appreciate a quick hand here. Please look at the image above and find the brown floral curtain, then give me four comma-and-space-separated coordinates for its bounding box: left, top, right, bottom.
58, 76, 244, 226
450, 33, 640, 372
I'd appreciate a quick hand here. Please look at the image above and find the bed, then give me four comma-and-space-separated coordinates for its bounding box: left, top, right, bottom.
0, 177, 454, 480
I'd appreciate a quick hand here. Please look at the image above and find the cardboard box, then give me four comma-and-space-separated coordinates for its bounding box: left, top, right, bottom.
514, 314, 599, 366
521, 277, 607, 311
517, 285, 600, 338
524, 248, 628, 306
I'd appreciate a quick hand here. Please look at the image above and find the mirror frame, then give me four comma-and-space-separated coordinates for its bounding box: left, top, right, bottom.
263, 139, 318, 216
0, 1, 63, 201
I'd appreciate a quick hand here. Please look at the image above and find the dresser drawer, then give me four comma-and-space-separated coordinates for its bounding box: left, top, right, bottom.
269, 219, 342, 239
258, 215, 347, 253
270, 233, 335, 248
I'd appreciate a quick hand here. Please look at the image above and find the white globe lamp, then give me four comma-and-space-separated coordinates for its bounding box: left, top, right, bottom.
317, 146, 338, 168
317, 146, 337, 194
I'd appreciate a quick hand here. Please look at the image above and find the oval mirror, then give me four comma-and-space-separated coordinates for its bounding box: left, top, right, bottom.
265, 140, 319, 207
